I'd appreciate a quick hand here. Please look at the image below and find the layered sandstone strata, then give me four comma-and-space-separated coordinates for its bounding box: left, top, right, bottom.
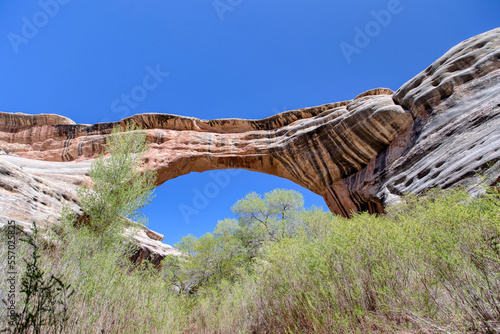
1, 27, 499, 231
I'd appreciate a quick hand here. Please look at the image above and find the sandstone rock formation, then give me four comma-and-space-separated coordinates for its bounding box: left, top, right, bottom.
326, 27, 500, 214
0, 155, 180, 262
0, 28, 499, 246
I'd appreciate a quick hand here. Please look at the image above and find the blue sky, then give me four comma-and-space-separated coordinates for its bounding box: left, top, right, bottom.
1, 1, 499, 245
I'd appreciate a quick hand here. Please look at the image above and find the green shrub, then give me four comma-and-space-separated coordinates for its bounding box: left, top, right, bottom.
189, 188, 500, 333
1, 224, 74, 334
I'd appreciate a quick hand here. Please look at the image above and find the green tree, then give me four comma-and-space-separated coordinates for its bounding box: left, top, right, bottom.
232, 188, 304, 245
76, 122, 156, 236
172, 219, 250, 291
163, 189, 305, 293
59, 122, 158, 296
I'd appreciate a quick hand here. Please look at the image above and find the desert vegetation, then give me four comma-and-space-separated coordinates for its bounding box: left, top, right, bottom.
1, 127, 499, 333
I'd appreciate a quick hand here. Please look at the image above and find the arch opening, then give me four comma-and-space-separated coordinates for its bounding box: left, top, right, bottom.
142, 169, 329, 246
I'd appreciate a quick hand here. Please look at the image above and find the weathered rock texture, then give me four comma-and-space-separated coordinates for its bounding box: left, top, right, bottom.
326, 27, 500, 214
0, 155, 180, 261
1, 28, 499, 230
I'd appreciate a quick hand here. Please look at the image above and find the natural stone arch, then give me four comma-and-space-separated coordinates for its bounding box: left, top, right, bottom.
1, 27, 500, 218
0, 88, 411, 216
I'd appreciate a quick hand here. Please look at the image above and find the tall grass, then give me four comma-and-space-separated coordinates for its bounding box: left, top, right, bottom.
2, 187, 499, 333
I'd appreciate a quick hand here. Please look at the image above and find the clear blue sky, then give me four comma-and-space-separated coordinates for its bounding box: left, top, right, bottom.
1, 1, 499, 245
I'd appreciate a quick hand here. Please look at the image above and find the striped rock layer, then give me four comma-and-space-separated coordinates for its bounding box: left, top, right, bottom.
1, 27, 500, 222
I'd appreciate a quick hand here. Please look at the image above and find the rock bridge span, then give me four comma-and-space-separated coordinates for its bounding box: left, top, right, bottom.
0, 87, 411, 215
1, 27, 500, 218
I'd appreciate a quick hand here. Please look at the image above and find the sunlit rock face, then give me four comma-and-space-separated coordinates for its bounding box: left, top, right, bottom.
0, 155, 179, 263
1, 27, 499, 226
326, 27, 500, 214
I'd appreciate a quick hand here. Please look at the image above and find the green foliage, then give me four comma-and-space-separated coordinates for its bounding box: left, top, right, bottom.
2, 224, 73, 334
0, 124, 170, 333
187, 187, 500, 333
76, 122, 156, 236
46, 123, 172, 333
37, 182, 500, 333
163, 189, 305, 293
49, 224, 189, 334
3, 141, 500, 334
232, 188, 304, 243
167, 221, 250, 293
